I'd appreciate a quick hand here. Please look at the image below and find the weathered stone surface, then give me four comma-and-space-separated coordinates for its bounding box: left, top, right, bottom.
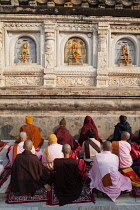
0, 87, 140, 140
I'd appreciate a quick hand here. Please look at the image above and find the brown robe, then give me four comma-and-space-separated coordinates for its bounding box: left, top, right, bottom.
10, 150, 50, 194
20, 124, 44, 149
53, 158, 83, 206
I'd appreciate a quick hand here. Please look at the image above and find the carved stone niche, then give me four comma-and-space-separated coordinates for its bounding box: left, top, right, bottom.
115, 38, 135, 67
65, 37, 87, 65
15, 37, 37, 64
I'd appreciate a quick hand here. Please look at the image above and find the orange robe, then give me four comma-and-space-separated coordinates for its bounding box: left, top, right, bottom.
20, 124, 44, 149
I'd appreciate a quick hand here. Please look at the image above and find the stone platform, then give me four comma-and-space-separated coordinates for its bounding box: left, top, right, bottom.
0, 86, 140, 140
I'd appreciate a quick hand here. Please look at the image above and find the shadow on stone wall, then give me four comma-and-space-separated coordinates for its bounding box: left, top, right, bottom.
0, 125, 16, 140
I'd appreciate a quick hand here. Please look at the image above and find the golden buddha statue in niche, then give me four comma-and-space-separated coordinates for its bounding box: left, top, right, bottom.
21, 42, 29, 63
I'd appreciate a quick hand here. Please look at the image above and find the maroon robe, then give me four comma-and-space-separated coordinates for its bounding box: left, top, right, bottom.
0, 140, 5, 147
78, 116, 102, 146
54, 125, 78, 150
53, 158, 83, 206
131, 142, 140, 161
10, 150, 50, 194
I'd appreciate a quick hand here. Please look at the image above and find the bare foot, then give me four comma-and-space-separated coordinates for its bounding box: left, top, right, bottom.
44, 184, 51, 191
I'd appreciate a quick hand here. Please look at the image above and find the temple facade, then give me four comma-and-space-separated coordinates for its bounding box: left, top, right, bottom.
0, 0, 140, 140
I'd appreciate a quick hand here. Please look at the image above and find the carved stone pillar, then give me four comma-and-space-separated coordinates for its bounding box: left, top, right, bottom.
0, 22, 4, 87
44, 23, 56, 87
96, 22, 110, 87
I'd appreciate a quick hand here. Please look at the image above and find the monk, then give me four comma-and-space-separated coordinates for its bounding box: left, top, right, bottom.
54, 118, 78, 150
8, 132, 35, 165
53, 144, 83, 206
20, 116, 44, 149
89, 141, 132, 202
78, 116, 102, 146
81, 129, 101, 163
112, 131, 133, 169
10, 140, 51, 195
42, 134, 64, 169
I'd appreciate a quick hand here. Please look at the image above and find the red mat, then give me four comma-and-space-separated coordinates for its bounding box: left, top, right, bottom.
6, 188, 49, 204
6, 184, 95, 205
132, 186, 140, 197
46, 184, 95, 205
0, 142, 8, 152
0, 161, 11, 187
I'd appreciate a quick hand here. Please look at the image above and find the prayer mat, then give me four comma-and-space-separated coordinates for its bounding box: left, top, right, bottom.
132, 186, 140, 197
0, 142, 8, 152
46, 184, 95, 205
0, 161, 11, 187
6, 187, 49, 204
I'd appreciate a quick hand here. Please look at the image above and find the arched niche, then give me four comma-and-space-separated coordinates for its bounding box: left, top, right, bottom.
14, 37, 37, 63
115, 38, 135, 66
64, 37, 87, 65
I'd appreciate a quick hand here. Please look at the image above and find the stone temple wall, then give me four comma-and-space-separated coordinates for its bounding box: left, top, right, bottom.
0, 13, 140, 140
0, 15, 140, 88
0, 86, 140, 141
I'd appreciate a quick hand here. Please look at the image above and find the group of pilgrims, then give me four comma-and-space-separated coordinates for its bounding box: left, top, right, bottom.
0, 115, 140, 206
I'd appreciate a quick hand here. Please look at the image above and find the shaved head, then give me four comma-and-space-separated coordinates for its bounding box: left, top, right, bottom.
62, 144, 71, 156
23, 140, 33, 151
121, 131, 130, 141
102, 141, 112, 151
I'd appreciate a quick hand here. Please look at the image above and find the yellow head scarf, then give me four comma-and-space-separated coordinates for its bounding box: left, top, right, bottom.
25, 116, 33, 124
48, 134, 57, 145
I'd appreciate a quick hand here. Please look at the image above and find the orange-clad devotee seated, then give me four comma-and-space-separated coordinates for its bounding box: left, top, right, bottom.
54, 118, 78, 150
112, 131, 133, 169
20, 116, 44, 149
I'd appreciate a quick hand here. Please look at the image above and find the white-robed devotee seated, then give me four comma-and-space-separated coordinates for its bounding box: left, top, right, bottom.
41, 134, 64, 169
88, 141, 132, 202
112, 131, 133, 169
8, 132, 35, 165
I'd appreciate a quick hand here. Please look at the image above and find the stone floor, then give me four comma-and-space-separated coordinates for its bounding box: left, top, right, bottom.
0, 141, 140, 210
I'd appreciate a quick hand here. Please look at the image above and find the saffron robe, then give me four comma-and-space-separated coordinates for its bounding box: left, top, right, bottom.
53, 158, 83, 206
89, 151, 132, 202
20, 124, 44, 149
54, 125, 78, 150
78, 116, 102, 146
10, 150, 50, 194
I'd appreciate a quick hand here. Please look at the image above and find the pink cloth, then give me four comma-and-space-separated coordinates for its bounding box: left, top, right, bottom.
42, 144, 64, 164
119, 141, 133, 169
89, 151, 132, 202
8, 142, 36, 166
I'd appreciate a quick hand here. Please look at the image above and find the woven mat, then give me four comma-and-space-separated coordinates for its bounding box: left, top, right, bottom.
132, 186, 140, 197
0, 142, 8, 152
0, 161, 11, 187
46, 184, 95, 205
6, 187, 49, 204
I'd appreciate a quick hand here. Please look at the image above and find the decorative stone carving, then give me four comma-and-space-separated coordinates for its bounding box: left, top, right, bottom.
109, 77, 140, 87
56, 76, 95, 86
5, 76, 43, 86
45, 31, 55, 69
